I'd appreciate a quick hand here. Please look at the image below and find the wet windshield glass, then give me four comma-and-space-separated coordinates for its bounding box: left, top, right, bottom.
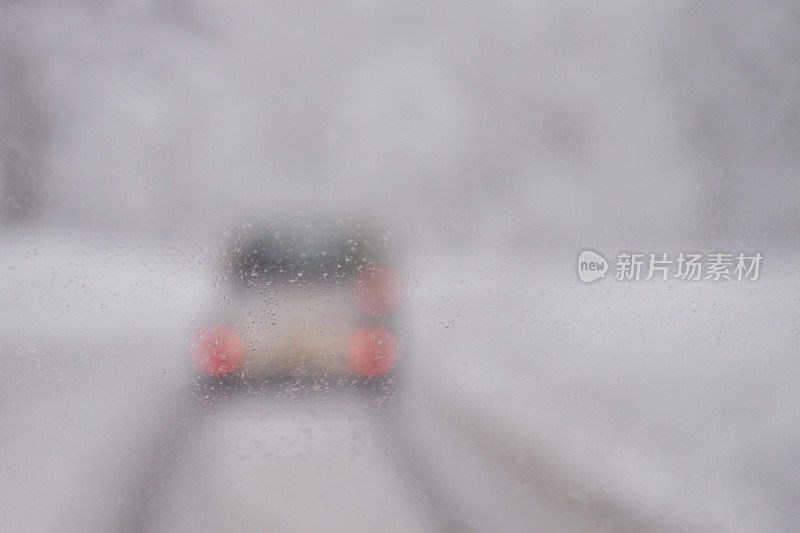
2, 2, 799, 532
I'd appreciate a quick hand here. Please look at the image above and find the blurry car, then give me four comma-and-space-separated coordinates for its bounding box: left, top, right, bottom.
189, 213, 404, 401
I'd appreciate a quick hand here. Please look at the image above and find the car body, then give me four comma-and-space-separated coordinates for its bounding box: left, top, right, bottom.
190, 213, 404, 398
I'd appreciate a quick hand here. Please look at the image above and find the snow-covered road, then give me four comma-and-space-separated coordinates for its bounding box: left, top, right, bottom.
2, 233, 799, 531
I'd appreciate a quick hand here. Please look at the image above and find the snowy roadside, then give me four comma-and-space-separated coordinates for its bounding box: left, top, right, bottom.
403, 247, 800, 531
0, 231, 212, 532
0, 230, 212, 339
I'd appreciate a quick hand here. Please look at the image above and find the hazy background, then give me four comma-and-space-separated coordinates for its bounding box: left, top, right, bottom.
2, 1, 799, 531
4, 0, 799, 245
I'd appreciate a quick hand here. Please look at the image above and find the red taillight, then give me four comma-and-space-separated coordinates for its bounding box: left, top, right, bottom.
345, 325, 398, 376
190, 325, 242, 376
352, 263, 401, 314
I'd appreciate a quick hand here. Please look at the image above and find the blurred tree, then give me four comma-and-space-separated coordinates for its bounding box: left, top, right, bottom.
0, 35, 49, 225
661, 0, 800, 243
